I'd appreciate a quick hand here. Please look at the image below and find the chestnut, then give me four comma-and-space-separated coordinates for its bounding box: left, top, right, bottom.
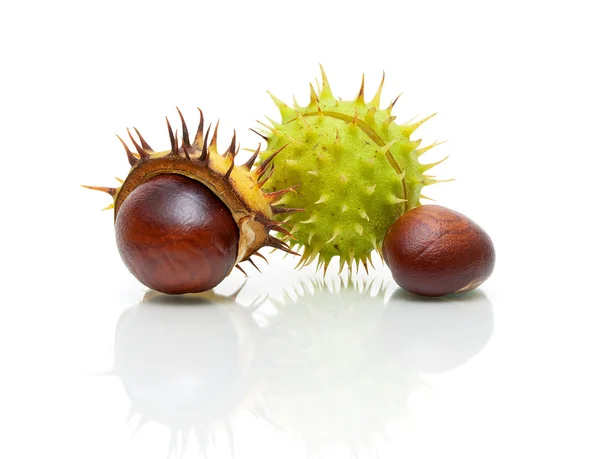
116, 174, 239, 294
382, 205, 495, 297
84, 109, 300, 295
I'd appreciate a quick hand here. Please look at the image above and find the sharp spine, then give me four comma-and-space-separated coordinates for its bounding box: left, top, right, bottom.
254, 145, 287, 179
314, 77, 321, 94
268, 222, 295, 239
355, 74, 366, 105
350, 107, 359, 127
309, 83, 319, 106
338, 256, 347, 274
257, 166, 275, 188
417, 140, 447, 156
249, 128, 268, 141
176, 107, 191, 147
366, 252, 375, 270
225, 130, 237, 157
181, 142, 191, 160
257, 120, 278, 134
271, 206, 304, 215
388, 195, 407, 204
323, 256, 332, 276
81, 185, 117, 196
243, 144, 261, 169
422, 177, 454, 186
361, 256, 369, 274
404, 113, 437, 136
127, 128, 150, 158
371, 71, 385, 107
295, 252, 309, 269
326, 228, 340, 244
300, 215, 317, 224
272, 193, 291, 205
386, 94, 401, 113
264, 185, 299, 202
370, 235, 378, 252
300, 246, 320, 267
298, 114, 312, 132
133, 127, 153, 152
383, 116, 397, 129
268, 91, 295, 120
265, 116, 280, 128
209, 120, 220, 153
193, 108, 204, 147
422, 155, 449, 172
116, 134, 138, 166
254, 251, 269, 265
224, 156, 235, 180
247, 258, 261, 273
267, 236, 300, 256
165, 117, 178, 154
283, 133, 302, 145
319, 64, 334, 101
199, 124, 212, 162
377, 138, 400, 154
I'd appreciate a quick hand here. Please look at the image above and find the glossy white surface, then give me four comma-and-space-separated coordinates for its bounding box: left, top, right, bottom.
2, 0, 599, 457
4, 254, 600, 458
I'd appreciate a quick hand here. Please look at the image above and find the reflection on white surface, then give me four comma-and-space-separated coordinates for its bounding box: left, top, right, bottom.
108, 278, 493, 458
382, 289, 494, 373
111, 287, 262, 457
253, 279, 493, 457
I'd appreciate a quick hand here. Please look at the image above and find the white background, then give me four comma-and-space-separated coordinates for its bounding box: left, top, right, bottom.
1, 0, 599, 458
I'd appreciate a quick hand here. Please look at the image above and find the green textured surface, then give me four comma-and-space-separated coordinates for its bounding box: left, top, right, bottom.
258, 68, 446, 273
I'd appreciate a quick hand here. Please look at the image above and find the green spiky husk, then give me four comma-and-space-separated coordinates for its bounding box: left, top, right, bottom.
258, 68, 446, 273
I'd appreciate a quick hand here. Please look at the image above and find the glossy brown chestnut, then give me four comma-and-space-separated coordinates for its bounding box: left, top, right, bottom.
115, 174, 239, 294
382, 205, 495, 297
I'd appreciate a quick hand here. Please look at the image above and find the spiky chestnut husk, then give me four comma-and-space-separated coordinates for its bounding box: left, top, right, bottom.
257, 67, 449, 274
84, 109, 298, 289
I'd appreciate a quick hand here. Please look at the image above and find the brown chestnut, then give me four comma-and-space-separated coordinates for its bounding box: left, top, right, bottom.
115, 174, 239, 294
382, 205, 495, 297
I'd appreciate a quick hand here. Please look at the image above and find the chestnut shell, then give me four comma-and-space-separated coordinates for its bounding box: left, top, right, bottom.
115, 174, 239, 294
383, 205, 495, 297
